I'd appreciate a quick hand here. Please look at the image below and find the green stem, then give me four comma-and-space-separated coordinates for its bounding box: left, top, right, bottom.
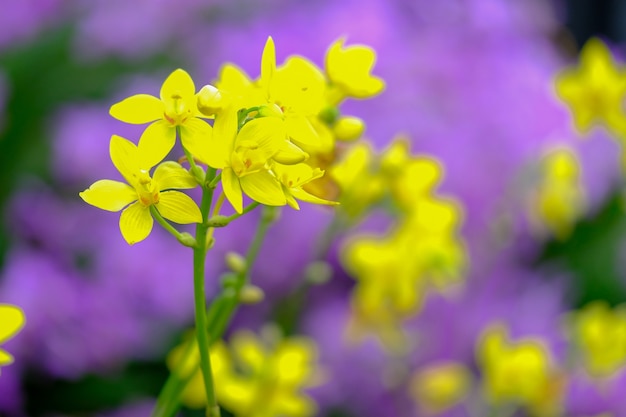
192, 167, 220, 417
208, 172, 222, 189
152, 205, 275, 417
150, 206, 196, 247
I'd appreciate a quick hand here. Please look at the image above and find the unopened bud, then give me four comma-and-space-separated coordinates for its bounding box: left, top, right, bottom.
177, 232, 197, 248
258, 103, 284, 118
190, 165, 205, 184
206, 215, 229, 227
319, 106, 339, 125
333, 116, 365, 141
197, 85, 225, 116
225, 251, 247, 274
239, 285, 265, 304
305, 261, 333, 284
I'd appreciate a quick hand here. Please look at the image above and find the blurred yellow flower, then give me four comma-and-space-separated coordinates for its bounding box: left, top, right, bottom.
0, 304, 25, 371
569, 301, 626, 377
477, 324, 563, 416
168, 329, 322, 417
80, 135, 201, 245
325, 38, 385, 102
409, 362, 471, 414
530, 147, 586, 240
555, 38, 626, 135
110, 68, 212, 166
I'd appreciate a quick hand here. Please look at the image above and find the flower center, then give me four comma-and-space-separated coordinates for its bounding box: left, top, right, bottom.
135, 170, 160, 206
164, 94, 192, 125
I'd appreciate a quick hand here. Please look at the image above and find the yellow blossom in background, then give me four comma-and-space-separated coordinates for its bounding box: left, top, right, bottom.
325, 38, 385, 103
80, 135, 201, 244
568, 301, 626, 377
529, 147, 586, 240
555, 38, 626, 136
0, 304, 25, 372
329, 142, 385, 219
168, 329, 322, 417
272, 163, 338, 210
477, 324, 563, 416
110, 69, 213, 166
409, 362, 471, 414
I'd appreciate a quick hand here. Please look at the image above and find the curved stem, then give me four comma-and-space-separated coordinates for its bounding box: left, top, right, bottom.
150, 206, 196, 247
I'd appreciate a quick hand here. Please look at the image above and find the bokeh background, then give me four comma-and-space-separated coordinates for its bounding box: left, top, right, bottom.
2, 0, 626, 416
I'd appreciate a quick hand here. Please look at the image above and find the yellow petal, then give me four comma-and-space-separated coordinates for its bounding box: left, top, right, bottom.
160, 69, 196, 102
273, 141, 309, 165
240, 170, 286, 206
109, 94, 163, 124
222, 168, 243, 214
154, 161, 197, 190
291, 188, 338, 206
156, 191, 202, 224
231, 331, 266, 373
237, 116, 287, 155
138, 120, 176, 169
110, 135, 140, 184
180, 118, 213, 165
0, 348, 13, 366
261, 36, 276, 96
285, 115, 321, 149
80, 180, 137, 212
119, 202, 153, 245
206, 107, 237, 169
0, 305, 25, 344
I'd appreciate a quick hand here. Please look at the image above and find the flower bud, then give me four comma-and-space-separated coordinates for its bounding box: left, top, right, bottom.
225, 251, 247, 274
258, 103, 284, 118
305, 261, 333, 284
239, 285, 265, 304
177, 232, 197, 248
333, 116, 365, 141
197, 85, 225, 116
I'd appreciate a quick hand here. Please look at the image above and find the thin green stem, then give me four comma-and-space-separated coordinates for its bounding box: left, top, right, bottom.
150, 206, 196, 247
152, 205, 276, 417
208, 172, 222, 188
192, 167, 220, 417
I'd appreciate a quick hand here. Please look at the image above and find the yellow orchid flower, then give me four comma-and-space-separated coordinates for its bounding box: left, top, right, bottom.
555, 38, 626, 135
80, 135, 201, 245
0, 304, 25, 371
272, 163, 338, 210
259, 37, 329, 153
325, 38, 385, 102
206, 107, 289, 213
409, 362, 471, 414
110, 69, 212, 167
568, 301, 626, 377
477, 324, 564, 416
169, 329, 322, 417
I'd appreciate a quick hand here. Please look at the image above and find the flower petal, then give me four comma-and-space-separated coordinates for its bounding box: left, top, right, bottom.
0, 305, 25, 344
240, 170, 286, 207
237, 116, 287, 156
222, 168, 243, 213
261, 37, 276, 96
0, 348, 14, 366
157, 191, 202, 224
110, 135, 140, 184
160, 69, 196, 102
119, 202, 153, 245
80, 180, 137, 211
109, 94, 163, 124
290, 188, 338, 206
180, 118, 212, 165
285, 115, 321, 150
138, 120, 176, 169
207, 108, 238, 169
154, 161, 197, 190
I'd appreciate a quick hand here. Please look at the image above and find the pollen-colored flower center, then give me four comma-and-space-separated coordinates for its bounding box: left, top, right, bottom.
164, 94, 192, 125
135, 170, 160, 206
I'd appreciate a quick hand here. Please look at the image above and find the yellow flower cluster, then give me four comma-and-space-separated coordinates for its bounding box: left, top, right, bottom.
0, 304, 25, 374
528, 147, 586, 240
476, 324, 564, 416
568, 301, 626, 378
80, 37, 384, 244
168, 329, 321, 417
337, 137, 466, 346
